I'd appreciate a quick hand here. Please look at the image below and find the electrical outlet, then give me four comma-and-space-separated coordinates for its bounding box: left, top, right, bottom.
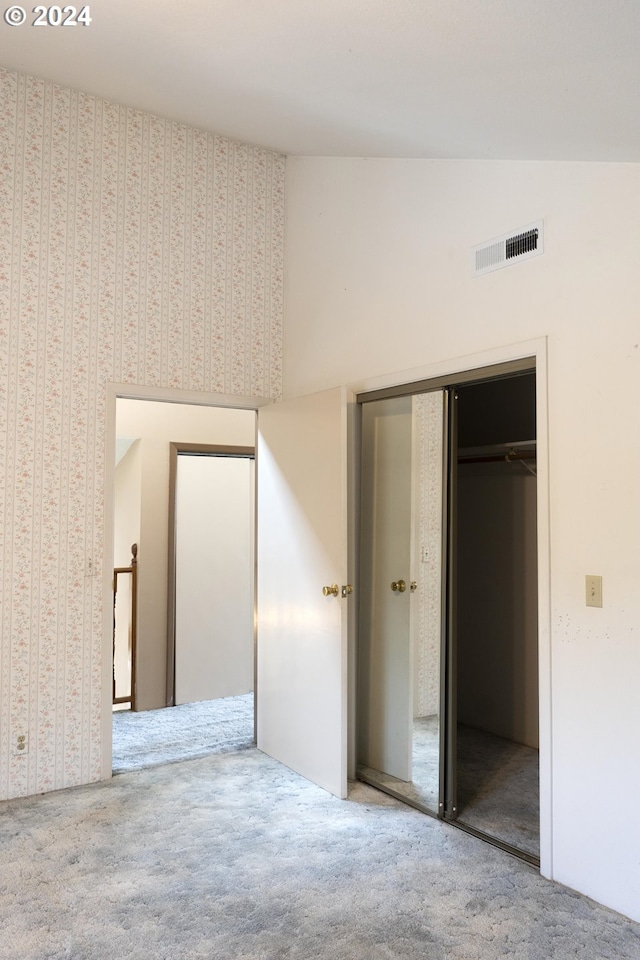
585, 575, 603, 608
14, 734, 27, 756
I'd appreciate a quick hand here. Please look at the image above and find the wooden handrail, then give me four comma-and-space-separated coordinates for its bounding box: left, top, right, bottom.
113, 543, 138, 709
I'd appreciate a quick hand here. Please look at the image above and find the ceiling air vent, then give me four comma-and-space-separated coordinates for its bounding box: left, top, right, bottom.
473, 220, 543, 277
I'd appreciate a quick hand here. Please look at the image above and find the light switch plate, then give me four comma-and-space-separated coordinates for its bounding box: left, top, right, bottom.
585, 575, 603, 608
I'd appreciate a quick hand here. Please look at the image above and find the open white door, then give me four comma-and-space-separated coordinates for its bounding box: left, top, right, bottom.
257, 387, 349, 798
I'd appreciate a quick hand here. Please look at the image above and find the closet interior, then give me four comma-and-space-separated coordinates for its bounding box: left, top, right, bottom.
357, 365, 539, 864
454, 372, 539, 859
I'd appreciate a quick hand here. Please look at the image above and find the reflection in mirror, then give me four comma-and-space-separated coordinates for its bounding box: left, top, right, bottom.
357, 391, 444, 816
408, 390, 443, 812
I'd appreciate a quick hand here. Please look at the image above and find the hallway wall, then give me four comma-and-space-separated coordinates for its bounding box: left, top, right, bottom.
115, 400, 255, 711
283, 157, 640, 921
0, 67, 284, 800
174, 454, 254, 705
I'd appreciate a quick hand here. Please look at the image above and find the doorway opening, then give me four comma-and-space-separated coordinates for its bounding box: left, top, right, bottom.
110, 397, 256, 774
356, 361, 539, 864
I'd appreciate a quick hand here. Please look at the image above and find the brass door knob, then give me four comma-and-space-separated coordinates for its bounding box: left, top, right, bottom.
391, 579, 407, 593
410, 581, 417, 592
322, 584, 340, 597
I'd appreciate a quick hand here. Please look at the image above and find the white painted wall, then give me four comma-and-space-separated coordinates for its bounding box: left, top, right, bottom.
113, 440, 141, 570
457, 462, 539, 748
284, 158, 640, 921
115, 399, 256, 711
175, 454, 254, 704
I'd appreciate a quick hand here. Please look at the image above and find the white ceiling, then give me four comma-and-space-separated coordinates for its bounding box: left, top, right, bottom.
2, 0, 640, 160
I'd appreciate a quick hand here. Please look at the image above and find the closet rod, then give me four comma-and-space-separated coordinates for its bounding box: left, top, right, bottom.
458, 451, 536, 465
458, 439, 535, 455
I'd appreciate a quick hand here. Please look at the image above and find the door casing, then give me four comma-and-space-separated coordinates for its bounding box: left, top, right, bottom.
356, 367, 537, 852
166, 442, 255, 709
349, 337, 551, 878
102, 385, 267, 773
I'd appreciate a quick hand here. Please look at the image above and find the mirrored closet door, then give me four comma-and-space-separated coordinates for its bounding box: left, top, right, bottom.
357, 365, 540, 865
357, 390, 445, 816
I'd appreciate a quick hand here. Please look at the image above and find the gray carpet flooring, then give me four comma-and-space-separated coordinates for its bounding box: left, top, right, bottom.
358, 718, 539, 857
457, 724, 539, 858
1, 747, 639, 960
112, 693, 254, 773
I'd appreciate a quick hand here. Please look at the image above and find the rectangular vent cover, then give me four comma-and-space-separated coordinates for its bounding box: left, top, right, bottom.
473, 220, 543, 276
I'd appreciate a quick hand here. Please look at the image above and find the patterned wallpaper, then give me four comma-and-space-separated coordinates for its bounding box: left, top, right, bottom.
0, 68, 284, 800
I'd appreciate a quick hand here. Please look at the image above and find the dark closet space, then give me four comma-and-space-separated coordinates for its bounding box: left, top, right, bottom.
454, 372, 539, 859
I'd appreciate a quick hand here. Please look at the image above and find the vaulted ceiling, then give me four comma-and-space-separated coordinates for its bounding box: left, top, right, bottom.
3, 0, 639, 159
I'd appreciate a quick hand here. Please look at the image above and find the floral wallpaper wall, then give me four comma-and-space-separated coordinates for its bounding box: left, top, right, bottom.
0, 68, 284, 800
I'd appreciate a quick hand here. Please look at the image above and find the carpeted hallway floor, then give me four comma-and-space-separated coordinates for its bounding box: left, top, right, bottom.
1, 745, 639, 959
112, 693, 255, 773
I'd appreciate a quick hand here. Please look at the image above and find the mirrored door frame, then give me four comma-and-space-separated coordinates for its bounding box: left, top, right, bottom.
355, 356, 540, 867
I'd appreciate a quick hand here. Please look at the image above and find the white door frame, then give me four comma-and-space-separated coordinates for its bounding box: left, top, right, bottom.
102, 383, 268, 777
347, 336, 552, 879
